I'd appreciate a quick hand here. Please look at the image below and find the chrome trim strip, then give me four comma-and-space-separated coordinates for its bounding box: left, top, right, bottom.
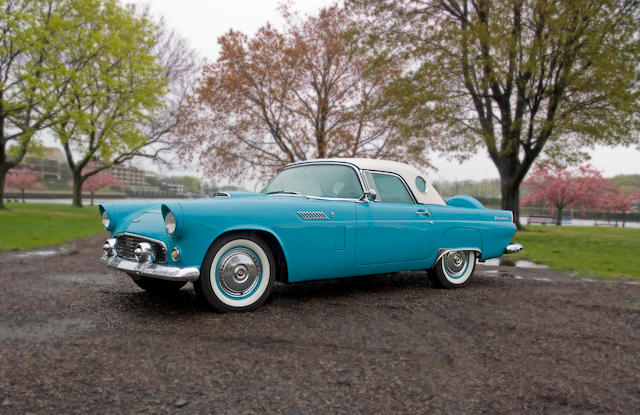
270, 194, 363, 203
504, 243, 523, 254
436, 248, 482, 263
100, 254, 200, 282
213, 192, 230, 198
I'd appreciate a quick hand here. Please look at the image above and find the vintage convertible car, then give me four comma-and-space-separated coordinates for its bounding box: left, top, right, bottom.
100, 159, 522, 312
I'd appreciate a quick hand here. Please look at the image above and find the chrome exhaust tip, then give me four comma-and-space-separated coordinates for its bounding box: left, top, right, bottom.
504, 243, 523, 254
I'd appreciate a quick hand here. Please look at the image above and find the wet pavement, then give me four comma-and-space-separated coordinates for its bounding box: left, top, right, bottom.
482, 257, 548, 269
1, 234, 639, 414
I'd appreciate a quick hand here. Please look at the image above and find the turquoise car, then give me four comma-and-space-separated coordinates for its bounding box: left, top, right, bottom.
100, 158, 522, 312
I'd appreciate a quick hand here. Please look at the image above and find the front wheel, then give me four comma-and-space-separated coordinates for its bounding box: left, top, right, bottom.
427, 250, 476, 288
195, 234, 275, 312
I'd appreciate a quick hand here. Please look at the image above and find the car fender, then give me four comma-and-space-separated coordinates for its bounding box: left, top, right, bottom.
436, 227, 483, 263
210, 224, 290, 270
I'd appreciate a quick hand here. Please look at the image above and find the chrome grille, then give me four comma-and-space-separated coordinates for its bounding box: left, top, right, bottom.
115, 234, 167, 263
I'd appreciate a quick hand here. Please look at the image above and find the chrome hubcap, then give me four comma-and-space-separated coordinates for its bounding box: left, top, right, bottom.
444, 251, 467, 277
217, 248, 261, 298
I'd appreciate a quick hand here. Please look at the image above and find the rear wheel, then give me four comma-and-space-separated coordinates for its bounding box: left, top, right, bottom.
428, 250, 476, 288
128, 273, 187, 293
195, 234, 275, 312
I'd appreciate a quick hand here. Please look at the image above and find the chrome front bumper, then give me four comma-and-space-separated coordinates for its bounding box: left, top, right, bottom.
100, 254, 200, 282
504, 243, 524, 254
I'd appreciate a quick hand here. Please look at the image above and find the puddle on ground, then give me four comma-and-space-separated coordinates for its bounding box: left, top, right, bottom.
513, 274, 552, 282
479, 269, 640, 286
483, 258, 548, 269
1, 244, 74, 261
582, 278, 640, 286
12, 249, 60, 257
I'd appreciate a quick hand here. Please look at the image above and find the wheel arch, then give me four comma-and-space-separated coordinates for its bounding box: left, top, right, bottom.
208, 227, 289, 283
435, 247, 482, 264
436, 227, 483, 264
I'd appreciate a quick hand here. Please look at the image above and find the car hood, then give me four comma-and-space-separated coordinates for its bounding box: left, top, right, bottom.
100, 192, 274, 235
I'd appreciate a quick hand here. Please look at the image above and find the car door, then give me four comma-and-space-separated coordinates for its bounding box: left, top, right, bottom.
355, 171, 435, 265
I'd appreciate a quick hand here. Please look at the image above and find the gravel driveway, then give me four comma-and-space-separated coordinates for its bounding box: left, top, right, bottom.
1, 234, 639, 414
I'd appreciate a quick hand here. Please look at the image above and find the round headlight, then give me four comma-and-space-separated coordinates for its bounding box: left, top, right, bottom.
165, 211, 177, 235
101, 211, 110, 230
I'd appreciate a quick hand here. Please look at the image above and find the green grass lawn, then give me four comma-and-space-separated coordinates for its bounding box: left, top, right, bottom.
511, 225, 640, 279
0, 202, 106, 251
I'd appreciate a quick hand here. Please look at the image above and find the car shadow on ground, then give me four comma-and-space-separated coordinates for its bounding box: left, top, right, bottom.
104, 270, 474, 315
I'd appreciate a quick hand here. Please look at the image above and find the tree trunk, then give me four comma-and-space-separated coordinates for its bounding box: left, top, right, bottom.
500, 180, 521, 229
497, 158, 523, 230
0, 168, 6, 210
555, 206, 563, 226
72, 171, 84, 208
90, 191, 95, 206
21, 188, 25, 203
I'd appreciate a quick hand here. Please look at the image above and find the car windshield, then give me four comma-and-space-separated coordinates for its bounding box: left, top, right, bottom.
262, 164, 363, 199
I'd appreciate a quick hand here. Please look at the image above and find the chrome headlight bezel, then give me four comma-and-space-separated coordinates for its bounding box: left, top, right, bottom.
164, 211, 177, 235
101, 211, 111, 230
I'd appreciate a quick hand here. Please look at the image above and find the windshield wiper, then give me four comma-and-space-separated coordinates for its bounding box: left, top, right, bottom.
265, 190, 306, 196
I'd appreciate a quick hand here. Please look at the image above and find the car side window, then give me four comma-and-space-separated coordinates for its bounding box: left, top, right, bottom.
365, 171, 414, 204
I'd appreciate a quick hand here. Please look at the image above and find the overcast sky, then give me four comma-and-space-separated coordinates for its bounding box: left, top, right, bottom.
130, 0, 639, 183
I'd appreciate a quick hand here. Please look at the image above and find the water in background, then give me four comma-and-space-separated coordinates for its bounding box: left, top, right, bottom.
13, 197, 183, 205
520, 216, 640, 229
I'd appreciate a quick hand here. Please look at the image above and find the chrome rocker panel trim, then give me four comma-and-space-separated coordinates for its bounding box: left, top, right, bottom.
504, 243, 524, 254
100, 254, 200, 282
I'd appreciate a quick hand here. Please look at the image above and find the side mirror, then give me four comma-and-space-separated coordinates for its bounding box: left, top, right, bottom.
359, 189, 377, 202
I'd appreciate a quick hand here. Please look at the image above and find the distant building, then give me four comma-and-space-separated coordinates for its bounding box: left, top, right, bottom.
110, 165, 146, 186
165, 183, 185, 194
23, 147, 64, 179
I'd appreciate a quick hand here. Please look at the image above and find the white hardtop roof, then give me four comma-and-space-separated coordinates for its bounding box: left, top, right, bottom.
288, 158, 446, 206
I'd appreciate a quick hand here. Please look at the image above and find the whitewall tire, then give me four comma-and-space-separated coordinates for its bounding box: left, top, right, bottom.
428, 250, 476, 288
196, 234, 275, 312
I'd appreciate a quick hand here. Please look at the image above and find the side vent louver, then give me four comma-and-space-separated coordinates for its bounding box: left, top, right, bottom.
297, 211, 329, 220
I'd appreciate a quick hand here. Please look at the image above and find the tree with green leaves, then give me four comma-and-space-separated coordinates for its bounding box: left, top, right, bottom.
351, 0, 640, 228
51, 0, 166, 207
0, 0, 75, 209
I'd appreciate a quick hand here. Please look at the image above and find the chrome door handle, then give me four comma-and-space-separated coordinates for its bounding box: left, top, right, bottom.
416, 210, 430, 216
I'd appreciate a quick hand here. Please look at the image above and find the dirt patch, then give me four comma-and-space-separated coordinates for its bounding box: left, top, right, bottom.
1, 234, 639, 414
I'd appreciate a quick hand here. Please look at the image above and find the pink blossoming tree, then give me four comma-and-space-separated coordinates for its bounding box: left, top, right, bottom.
521, 164, 606, 226
5, 169, 45, 203
82, 171, 122, 206
600, 187, 640, 227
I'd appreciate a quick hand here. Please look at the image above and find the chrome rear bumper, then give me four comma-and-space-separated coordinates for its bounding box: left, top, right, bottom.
504, 243, 524, 254
100, 254, 200, 282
